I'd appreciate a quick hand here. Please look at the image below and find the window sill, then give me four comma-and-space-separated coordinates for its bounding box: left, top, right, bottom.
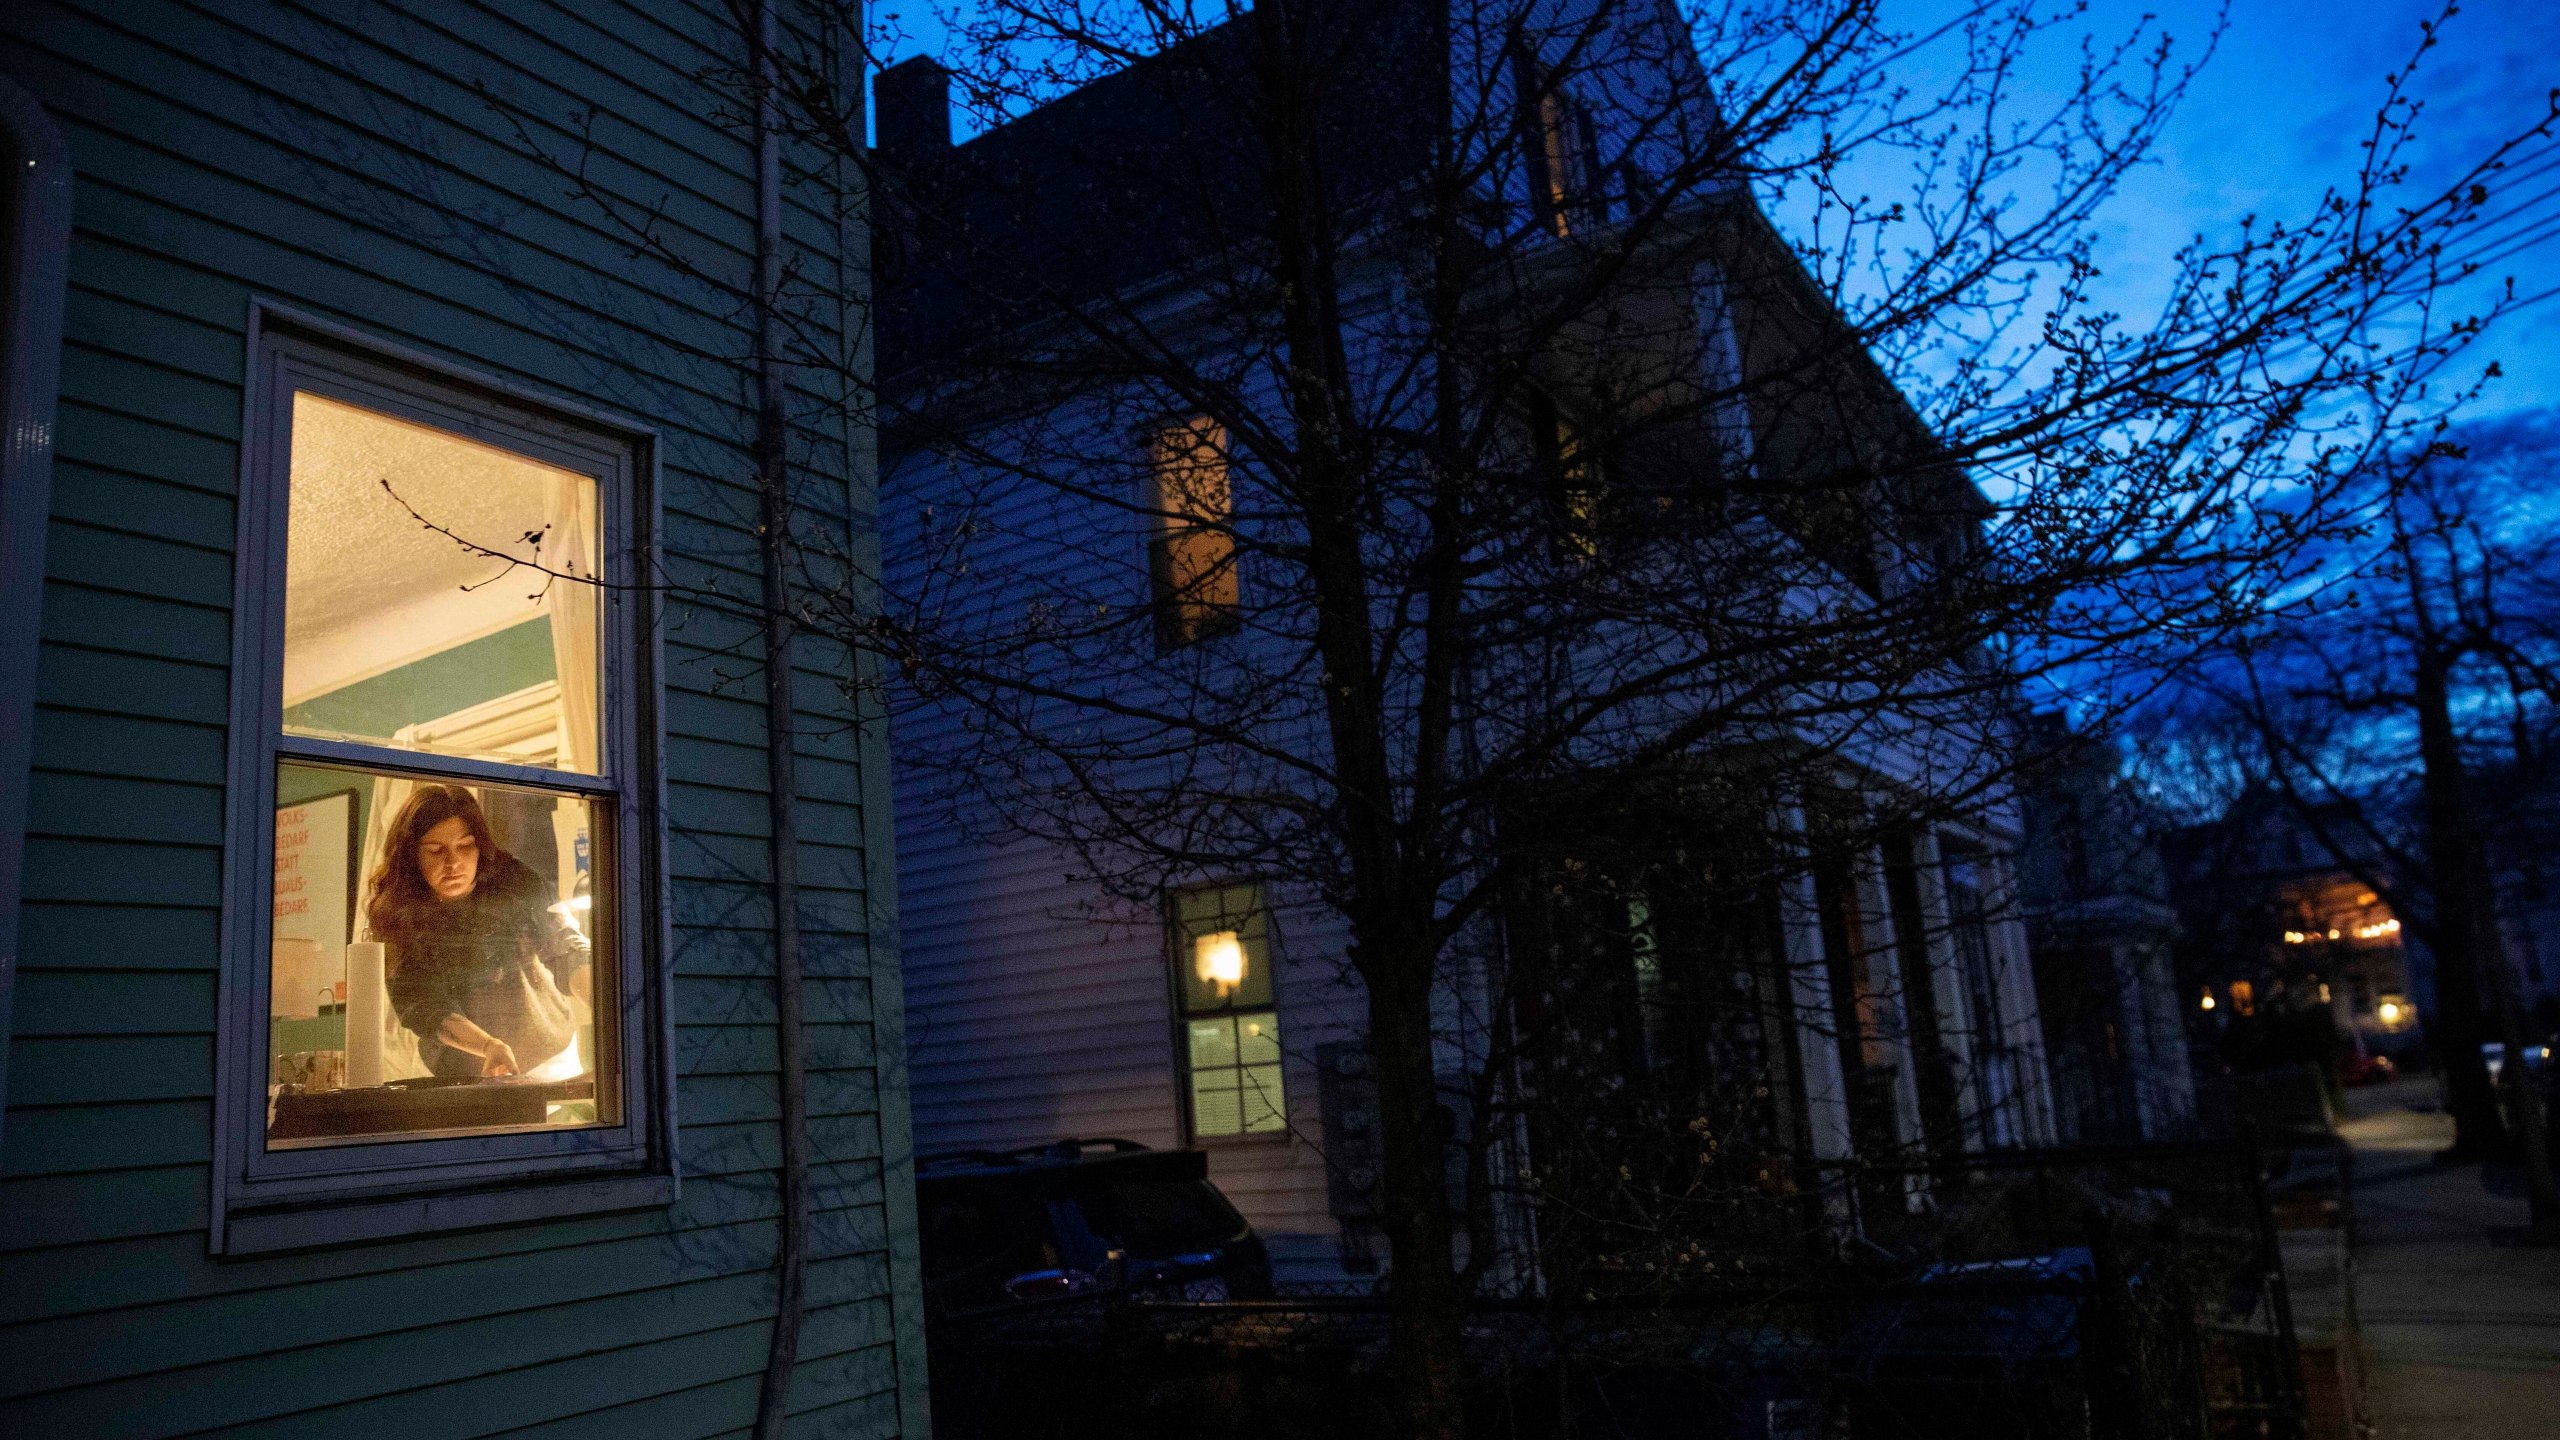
1193, 1130, 1292, 1150
220, 1170, 675, 1255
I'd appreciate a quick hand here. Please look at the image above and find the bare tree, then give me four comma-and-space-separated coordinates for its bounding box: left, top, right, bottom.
2142, 422, 2560, 1239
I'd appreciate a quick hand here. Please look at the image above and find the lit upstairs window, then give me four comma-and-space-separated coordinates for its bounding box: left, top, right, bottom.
1514, 50, 1593, 238
1527, 387, 1601, 559
1147, 415, 1240, 650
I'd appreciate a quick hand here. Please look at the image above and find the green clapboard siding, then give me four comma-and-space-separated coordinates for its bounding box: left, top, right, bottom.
0, 1, 922, 1435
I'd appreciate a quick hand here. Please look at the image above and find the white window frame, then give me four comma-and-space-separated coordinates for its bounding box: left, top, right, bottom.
211, 305, 676, 1254
1166, 878, 1289, 1144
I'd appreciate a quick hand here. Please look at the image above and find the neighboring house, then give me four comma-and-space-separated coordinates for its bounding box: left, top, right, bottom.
0, 8, 925, 1437
2164, 792, 2427, 1068
878, 4, 2056, 1290
2016, 713, 2197, 1143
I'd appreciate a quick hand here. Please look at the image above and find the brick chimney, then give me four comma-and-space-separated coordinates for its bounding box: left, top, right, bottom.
874, 57, 951, 169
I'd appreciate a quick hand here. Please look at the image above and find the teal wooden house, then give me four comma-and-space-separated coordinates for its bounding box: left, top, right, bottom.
0, 4, 926, 1435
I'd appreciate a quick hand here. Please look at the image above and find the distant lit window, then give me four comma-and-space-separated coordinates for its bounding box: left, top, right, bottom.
1171, 882, 1286, 1137
1513, 50, 1587, 237
1527, 387, 1601, 558
1147, 416, 1239, 649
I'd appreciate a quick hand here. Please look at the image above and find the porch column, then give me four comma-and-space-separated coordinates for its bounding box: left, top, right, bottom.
1850, 844, 1929, 1152
1773, 794, 1854, 1162
1982, 852, 2060, 1146
1904, 828, 1983, 1150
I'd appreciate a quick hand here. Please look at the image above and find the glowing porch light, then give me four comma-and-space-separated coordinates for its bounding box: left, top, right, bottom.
1195, 930, 1247, 994
2200, 991, 2217, 1012
2376, 999, 2406, 1027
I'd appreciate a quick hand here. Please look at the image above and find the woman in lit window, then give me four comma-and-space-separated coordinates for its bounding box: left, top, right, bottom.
370, 785, 589, 1080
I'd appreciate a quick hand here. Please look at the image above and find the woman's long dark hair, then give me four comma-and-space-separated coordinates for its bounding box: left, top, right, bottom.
365, 784, 529, 942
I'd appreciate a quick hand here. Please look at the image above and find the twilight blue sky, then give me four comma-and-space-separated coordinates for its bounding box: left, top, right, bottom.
879, 1, 2557, 416
1850, 0, 2558, 419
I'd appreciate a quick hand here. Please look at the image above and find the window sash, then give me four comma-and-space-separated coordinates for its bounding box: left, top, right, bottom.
261, 756, 627, 1160
1185, 1009, 1286, 1137
1170, 880, 1273, 1014
213, 313, 666, 1241
275, 733, 619, 798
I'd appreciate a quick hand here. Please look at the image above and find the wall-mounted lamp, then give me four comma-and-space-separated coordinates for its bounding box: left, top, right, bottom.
2200, 990, 2217, 1012
1195, 930, 1247, 994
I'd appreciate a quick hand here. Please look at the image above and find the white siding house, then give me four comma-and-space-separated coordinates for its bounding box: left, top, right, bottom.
877, 0, 2057, 1290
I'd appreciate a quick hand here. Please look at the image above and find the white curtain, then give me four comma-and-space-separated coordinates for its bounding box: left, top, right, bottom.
542, 481, 601, 1040
545, 481, 600, 775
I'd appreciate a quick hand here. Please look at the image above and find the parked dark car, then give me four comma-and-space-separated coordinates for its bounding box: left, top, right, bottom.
916, 1137, 1272, 1316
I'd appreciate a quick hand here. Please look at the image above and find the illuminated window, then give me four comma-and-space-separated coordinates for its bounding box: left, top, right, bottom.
1528, 388, 1601, 558
215, 318, 665, 1250
1513, 50, 1585, 238
1147, 416, 1239, 649
1171, 882, 1286, 1137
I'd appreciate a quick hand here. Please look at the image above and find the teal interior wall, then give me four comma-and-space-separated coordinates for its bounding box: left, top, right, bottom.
280, 617, 555, 741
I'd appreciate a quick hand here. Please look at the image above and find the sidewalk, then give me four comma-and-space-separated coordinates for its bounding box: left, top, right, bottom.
2339, 1078, 2560, 1438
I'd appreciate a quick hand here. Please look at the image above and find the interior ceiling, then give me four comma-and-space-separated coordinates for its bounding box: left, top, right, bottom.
285, 391, 581, 659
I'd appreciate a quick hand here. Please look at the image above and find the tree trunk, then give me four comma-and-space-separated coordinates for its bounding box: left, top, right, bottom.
2413, 656, 2510, 1161
1361, 946, 1470, 1440
2480, 904, 2560, 1241
2413, 656, 2560, 1229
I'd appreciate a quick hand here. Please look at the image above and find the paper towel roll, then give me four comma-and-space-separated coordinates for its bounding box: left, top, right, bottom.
345, 941, 386, 1088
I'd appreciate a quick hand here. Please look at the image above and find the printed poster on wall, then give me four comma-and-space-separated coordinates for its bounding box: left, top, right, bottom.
273, 792, 355, 1020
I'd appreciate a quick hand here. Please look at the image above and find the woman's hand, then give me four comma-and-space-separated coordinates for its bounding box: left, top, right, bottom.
436, 1013, 518, 1077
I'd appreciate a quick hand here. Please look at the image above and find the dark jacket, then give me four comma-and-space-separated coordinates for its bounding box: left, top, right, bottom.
384, 849, 591, 1079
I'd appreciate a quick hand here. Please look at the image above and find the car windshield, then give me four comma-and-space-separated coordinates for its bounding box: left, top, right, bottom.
1070, 1170, 1242, 1254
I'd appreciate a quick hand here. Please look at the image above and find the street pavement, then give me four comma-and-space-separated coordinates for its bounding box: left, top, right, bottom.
2340, 1078, 2560, 1437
